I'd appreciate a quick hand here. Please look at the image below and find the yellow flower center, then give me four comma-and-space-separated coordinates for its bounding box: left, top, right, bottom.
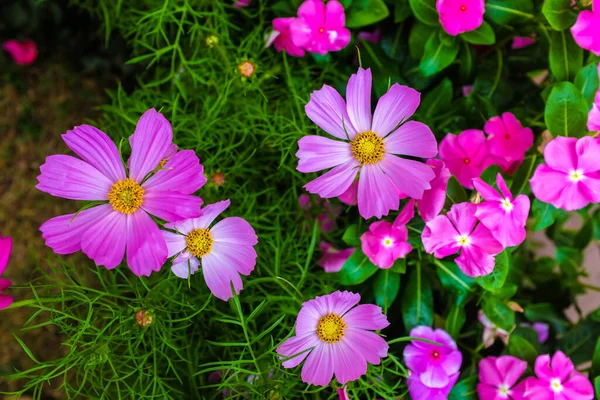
186, 228, 214, 258
498, 384, 510, 397
382, 237, 393, 248
108, 179, 145, 214
351, 131, 385, 165
569, 169, 584, 182
501, 198, 513, 212
317, 313, 346, 343
456, 234, 471, 247
550, 378, 563, 393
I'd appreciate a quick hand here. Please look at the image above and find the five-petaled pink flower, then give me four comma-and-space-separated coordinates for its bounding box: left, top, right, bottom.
436, 0, 485, 36
3, 39, 38, 65
317, 242, 354, 273
571, 0, 600, 56
477, 355, 527, 400
162, 200, 257, 301
439, 130, 490, 189
484, 112, 534, 174
268, 18, 306, 57
277, 291, 389, 386
473, 173, 530, 248
37, 109, 206, 277
417, 159, 451, 222
0, 233, 13, 310
530, 136, 600, 211
478, 310, 510, 348
407, 370, 459, 400
297, 67, 438, 219
422, 202, 503, 277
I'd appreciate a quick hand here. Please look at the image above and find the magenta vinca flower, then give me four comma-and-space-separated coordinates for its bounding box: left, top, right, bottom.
318, 242, 354, 273
277, 291, 389, 386
530, 136, 600, 211
477, 356, 527, 400
268, 18, 306, 57
0, 233, 13, 310
297, 67, 438, 219
571, 0, 600, 56
436, 0, 485, 36
473, 173, 530, 248
417, 159, 451, 222
512, 35, 536, 49
521, 322, 550, 344
439, 130, 490, 189
484, 112, 534, 174
37, 109, 206, 276
407, 370, 459, 400
162, 200, 257, 301
403, 326, 462, 389
422, 203, 503, 277
588, 86, 600, 132
360, 200, 414, 269
478, 310, 510, 348
3, 39, 38, 65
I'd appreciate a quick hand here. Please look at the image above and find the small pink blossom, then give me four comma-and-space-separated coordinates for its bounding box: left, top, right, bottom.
477, 355, 527, 400
358, 29, 381, 44
299, 194, 341, 232
439, 130, 490, 189
521, 322, 550, 344
484, 112, 534, 174
462, 85, 473, 97
478, 310, 510, 348
3, 39, 38, 65
408, 371, 459, 400
530, 69, 550, 87
417, 159, 451, 222
318, 242, 354, 273
530, 136, 600, 211
588, 87, 600, 132
269, 18, 306, 57
0, 233, 13, 310
571, 0, 600, 56
512, 35, 536, 49
234, 0, 249, 7
436, 0, 485, 36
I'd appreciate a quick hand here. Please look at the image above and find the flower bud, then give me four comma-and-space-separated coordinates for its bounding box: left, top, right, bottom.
135, 310, 153, 327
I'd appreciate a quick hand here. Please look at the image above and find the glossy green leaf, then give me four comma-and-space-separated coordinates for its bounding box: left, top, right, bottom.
338, 250, 378, 285
530, 199, 563, 231
544, 82, 589, 138
402, 267, 434, 331
549, 30, 583, 82
420, 78, 453, 119
420, 30, 460, 77
342, 224, 361, 247
543, 0, 578, 31
590, 337, 600, 379
408, 0, 438, 26
395, 0, 412, 22
459, 40, 475, 81
486, 0, 534, 25
574, 219, 594, 250
373, 270, 401, 309
556, 247, 583, 279
461, 21, 496, 45
448, 375, 477, 400
445, 176, 469, 207
409, 22, 434, 60
446, 306, 466, 339
483, 297, 515, 331
595, 376, 600, 399
346, 0, 390, 28
525, 303, 570, 334
510, 155, 538, 195
509, 335, 538, 364
574, 63, 600, 106
390, 258, 407, 274
476, 251, 510, 291
436, 260, 476, 306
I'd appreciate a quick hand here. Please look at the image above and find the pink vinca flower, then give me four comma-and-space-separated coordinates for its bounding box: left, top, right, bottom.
290, 0, 351, 55
478, 310, 510, 348
418, 159, 451, 222
571, 0, 600, 56
516, 351, 594, 400
358, 29, 381, 44
299, 194, 341, 232
422, 203, 503, 277
588, 86, 600, 132
268, 18, 306, 57
439, 130, 490, 189
473, 173, 530, 248
318, 242, 354, 273
0, 233, 13, 310
297, 67, 438, 219
530, 136, 600, 211
477, 356, 527, 400
3, 39, 38, 65
436, 0, 485, 36
403, 326, 462, 389
408, 370, 459, 400
521, 322, 550, 344
162, 200, 257, 301
277, 291, 389, 386
512, 35, 536, 49
37, 109, 206, 277
361, 200, 414, 269
484, 112, 534, 174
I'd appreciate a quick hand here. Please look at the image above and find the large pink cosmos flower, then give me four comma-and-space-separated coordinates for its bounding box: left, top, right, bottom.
277, 291, 389, 386
478, 310, 510, 348
318, 242, 354, 273
407, 371, 460, 400
484, 113, 534, 174
516, 351, 594, 400
571, 0, 600, 56
439, 130, 490, 189
268, 18, 306, 57
418, 159, 451, 222
289, 0, 351, 55
3, 39, 38, 65
297, 67, 438, 219
0, 233, 13, 310
473, 173, 530, 248
530, 136, 600, 211
422, 202, 503, 277
37, 109, 206, 277
588, 88, 600, 132
403, 326, 462, 389
477, 356, 527, 400
436, 0, 485, 36
162, 200, 257, 301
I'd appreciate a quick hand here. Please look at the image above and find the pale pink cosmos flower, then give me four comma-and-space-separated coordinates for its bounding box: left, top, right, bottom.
361, 200, 414, 269
516, 351, 594, 400
277, 291, 389, 386
418, 159, 451, 222
358, 29, 381, 44
0, 233, 13, 310
477, 356, 527, 400
478, 310, 510, 348
297, 67, 438, 219
299, 194, 341, 232
512, 35, 536, 49
439, 130, 490, 189
588, 87, 600, 132
473, 173, 530, 248
290, 0, 351, 55
37, 109, 206, 277
521, 322, 550, 344
162, 200, 257, 301
403, 326, 462, 389
571, 0, 600, 56
422, 203, 503, 277
530, 136, 600, 211
318, 242, 354, 273
436, 0, 485, 36
3, 39, 38, 65
484, 112, 534, 174
407, 371, 460, 400
268, 18, 306, 57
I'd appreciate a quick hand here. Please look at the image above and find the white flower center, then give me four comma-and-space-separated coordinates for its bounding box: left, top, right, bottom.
550, 378, 563, 393
382, 237, 394, 248
497, 384, 511, 398
569, 169, 585, 182
500, 198, 513, 212
456, 234, 471, 247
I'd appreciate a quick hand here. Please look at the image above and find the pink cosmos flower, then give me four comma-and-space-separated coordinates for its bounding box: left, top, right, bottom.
436, 0, 485, 36
318, 242, 354, 273
588, 88, 600, 132
358, 29, 381, 44
299, 194, 340, 232
571, 0, 600, 56
478, 310, 510, 348
277, 291, 389, 386
297, 67, 438, 219
234, 0, 249, 7
268, 18, 306, 57
360, 200, 414, 269
484, 112, 534, 174
521, 322, 550, 344
462, 85, 473, 97
162, 200, 257, 301
477, 356, 527, 400
3, 39, 38, 65
0, 233, 13, 310
422, 203, 503, 277
403, 326, 462, 389
516, 351, 594, 400
407, 371, 460, 400
512, 36, 536, 49
289, 0, 351, 55
37, 109, 206, 277
439, 130, 490, 189
530, 136, 600, 211
418, 159, 451, 222
473, 173, 530, 248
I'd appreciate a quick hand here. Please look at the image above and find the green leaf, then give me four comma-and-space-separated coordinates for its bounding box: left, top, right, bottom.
445, 176, 468, 207
556, 247, 583, 279
448, 376, 478, 400
480, 164, 501, 185
545, 82, 589, 138
508, 335, 539, 364
476, 251, 509, 291
446, 306, 466, 339
493, 283, 518, 300
590, 337, 600, 379
559, 317, 600, 365
461, 21, 496, 45
459, 40, 475, 81
346, 0, 390, 28
543, 0, 578, 31
436, 260, 476, 306
390, 258, 407, 274
338, 250, 379, 285
549, 30, 583, 82
408, 0, 438, 26
574, 63, 600, 106
486, 0, 534, 25
574, 218, 593, 250
420, 78, 453, 120
595, 376, 600, 399
409, 22, 434, 60
483, 297, 515, 331
394, 0, 412, 22
525, 303, 570, 334
373, 270, 401, 309
530, 199, 563, 231
342, 224, 361, 247
402, 266, 434, 331
510, 155, 538, 195
420, 30, 460, 77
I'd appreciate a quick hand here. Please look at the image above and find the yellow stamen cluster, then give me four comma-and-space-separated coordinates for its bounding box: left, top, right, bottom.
157, 158, 168, 169
351, 131, 385, 165
186, 228, 214, 258
317, 313, 346, 343
108, 179, 145, 214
